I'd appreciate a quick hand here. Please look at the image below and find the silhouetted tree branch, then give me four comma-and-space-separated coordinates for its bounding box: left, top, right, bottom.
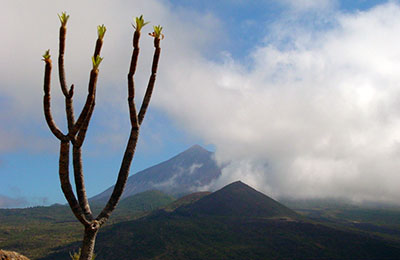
42, 13, 163, 260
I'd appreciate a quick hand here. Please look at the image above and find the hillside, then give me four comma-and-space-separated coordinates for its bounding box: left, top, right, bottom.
39, 181, 400, 260
0, 190, 174, 259
163, 191, 211, 212
175, 181, 298, 219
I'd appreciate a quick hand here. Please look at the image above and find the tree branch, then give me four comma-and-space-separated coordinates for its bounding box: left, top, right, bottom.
59, 141, 90, 226
43, 57, 66, 141
70, 30, 105, 220
58, 24, 77, 133
69, 31, 104, 139
58, 25, 70, 97
127, 30, 141, 128
96, 128, 139, 225
69, 69, 98, 138
65, 84, 76, 133
75, 99, 95, 147
73, 144, 93, 220
138, 37, 161, 125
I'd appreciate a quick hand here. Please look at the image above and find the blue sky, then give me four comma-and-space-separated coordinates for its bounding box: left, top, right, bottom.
1, 0, 400, 207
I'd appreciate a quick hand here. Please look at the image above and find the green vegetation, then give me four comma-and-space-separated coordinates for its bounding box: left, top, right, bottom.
0, 190, 174, 259
57, 12, 69, 26
42, 213, 400, 260
91, 55, 103, 70
150, 25, 164, 39
42, 50, 50, 60
1, 186, 400, 259
132, 15, 149, 32
97, 25, 106, 40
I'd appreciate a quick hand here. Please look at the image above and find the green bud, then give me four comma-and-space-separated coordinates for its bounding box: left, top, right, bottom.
92, 55, 103, 70
132, 15, 149, 32
57, 12, 70, 26
149, 25, 164, 40
42, 49, 51, 61
97, 24, 107, 40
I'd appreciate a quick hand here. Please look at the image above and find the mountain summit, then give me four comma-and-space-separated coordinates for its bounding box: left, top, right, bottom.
176, 181, 298, 219
91, 145, 221, 202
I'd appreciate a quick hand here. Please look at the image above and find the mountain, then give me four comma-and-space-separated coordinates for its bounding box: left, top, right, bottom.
0, 194, 27, 209
117, 190, 175, 212
175, 181, 298, 219
163, 191, 211, 212
106, 190, 175, 220
91, 145, 221, 202
39, 181, 400, 260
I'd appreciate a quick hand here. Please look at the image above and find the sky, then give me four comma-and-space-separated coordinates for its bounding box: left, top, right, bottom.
1, 0, 400, 208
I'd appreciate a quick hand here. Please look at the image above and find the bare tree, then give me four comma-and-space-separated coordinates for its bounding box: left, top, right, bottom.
42, 13, 163, 260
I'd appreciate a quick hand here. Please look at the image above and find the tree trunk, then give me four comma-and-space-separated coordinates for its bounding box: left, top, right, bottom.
79, 225, 99, 260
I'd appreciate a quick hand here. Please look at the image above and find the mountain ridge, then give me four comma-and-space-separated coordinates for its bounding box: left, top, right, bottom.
174, 180, 299, 219
38, 181, 400, 260
91, 145, 221, 202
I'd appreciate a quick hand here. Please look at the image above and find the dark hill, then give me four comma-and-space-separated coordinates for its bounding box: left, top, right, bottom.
40, 182, 400, 260
176, 181, 298, 219
164, 191, 211, 212
91, 145, 221, 202
91, 216, 400, 260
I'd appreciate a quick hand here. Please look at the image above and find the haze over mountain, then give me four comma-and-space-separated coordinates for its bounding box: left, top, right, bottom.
91, 145, 221, 202
0, 195, 27, 209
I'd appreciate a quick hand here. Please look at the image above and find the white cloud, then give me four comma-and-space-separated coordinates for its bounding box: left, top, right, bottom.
155, 2, 400, 204
279, 0, 336, 11
3, 0, 400, 205
0, 0, 222, 153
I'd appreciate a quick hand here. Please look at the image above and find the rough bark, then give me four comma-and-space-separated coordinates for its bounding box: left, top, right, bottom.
59, 141, 90, 226
127, 30, 140, 127
58, 26, 69, 96
58, 25, 76, 132
65, 85, 76, 132
43, 59, 66, 141
73, 144, 93, 220
79, 222, 99, 260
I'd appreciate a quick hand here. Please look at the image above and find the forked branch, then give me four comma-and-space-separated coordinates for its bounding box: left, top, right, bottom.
42, 13, 163, 260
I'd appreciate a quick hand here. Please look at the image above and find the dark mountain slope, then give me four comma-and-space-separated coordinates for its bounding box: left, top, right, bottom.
39, 182, 400, 260
91, 145, 220, 202
163, 191, 211, 212
176, 181, 298, 218
91, 216, 400, 260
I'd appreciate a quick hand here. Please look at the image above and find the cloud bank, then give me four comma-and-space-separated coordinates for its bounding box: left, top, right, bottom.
156, 2, 400, 204
2, 0, 400, 205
